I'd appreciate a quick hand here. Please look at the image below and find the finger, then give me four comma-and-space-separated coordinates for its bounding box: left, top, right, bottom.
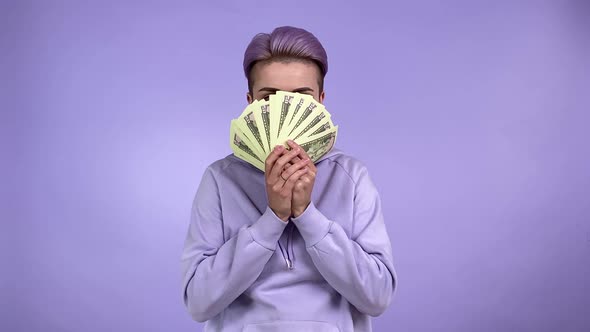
271, 147, 300, 180
299, 173, 315, 183
283, 155, 301, 171
303, 169, 317, 179
270, 146, 301, 181
286, 141, 310, 164
287, 140, 315, 172
294, 173, 313, 191
287, 140, 312, 163
265, 145, 286, 175
281, 167, 309, 193
281, 157, 311, 180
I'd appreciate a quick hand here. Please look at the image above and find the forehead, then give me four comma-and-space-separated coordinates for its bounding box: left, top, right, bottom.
251, 60, 321, 90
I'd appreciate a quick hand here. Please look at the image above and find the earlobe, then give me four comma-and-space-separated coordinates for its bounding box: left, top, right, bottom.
246, 93, 253, 104
319, 91, 325, 103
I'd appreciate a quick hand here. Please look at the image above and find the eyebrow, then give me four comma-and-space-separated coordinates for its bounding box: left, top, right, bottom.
258, 87, 315, 93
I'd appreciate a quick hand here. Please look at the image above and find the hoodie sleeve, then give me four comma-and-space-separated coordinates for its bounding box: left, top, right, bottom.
181, 167, 287, 322
290, 165, 397, 317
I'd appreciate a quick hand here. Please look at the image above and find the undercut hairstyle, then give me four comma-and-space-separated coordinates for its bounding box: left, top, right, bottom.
243, 26, 328, 95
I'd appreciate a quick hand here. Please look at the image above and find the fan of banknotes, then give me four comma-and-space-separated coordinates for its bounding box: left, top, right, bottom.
230, 91, 338, 171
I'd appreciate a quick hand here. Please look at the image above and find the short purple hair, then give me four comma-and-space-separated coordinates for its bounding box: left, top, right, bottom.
243, 26, 328, 94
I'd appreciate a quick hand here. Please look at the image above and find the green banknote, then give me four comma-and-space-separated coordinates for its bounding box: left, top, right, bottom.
229, 91, 338, 171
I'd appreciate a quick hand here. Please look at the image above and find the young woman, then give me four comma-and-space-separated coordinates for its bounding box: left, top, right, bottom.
181, 26, 397, 332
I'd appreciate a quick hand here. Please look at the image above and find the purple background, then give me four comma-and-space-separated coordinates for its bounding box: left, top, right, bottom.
3, 1, 589, 331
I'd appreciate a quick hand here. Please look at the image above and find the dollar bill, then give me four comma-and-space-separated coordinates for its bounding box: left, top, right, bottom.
230, 91, 338, 171
308, 119, 332, 136
276, 92, 294, 137
269, 94, 280, 149
261, 104, 271, 150
287, 101, 317, 137
241, 109, 266, 154
230, 125, 265, 170
283, 96, 306, 136
292, 109, 330, 140
233, 134, 262, 162
295, 126, 338, 162
278, 95, 314, 144
253, 102, 272, 153
231, 119, 265, 158
233, 149, 265, 171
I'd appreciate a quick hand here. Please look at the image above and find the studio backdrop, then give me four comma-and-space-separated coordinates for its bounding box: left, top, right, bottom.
3, 1, 589, 331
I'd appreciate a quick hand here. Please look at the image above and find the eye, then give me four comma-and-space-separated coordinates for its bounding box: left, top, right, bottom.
263, 95, 270, 101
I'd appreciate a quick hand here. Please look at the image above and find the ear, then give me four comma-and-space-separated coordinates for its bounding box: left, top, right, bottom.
319, 90, 325, 103
246, 92, 253, 104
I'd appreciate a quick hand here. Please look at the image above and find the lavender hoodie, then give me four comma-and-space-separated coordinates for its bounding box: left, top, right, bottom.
181, 148, 397, 332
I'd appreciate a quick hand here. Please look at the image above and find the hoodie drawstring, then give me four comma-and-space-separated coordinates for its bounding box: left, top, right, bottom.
277, 222, 295, 270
